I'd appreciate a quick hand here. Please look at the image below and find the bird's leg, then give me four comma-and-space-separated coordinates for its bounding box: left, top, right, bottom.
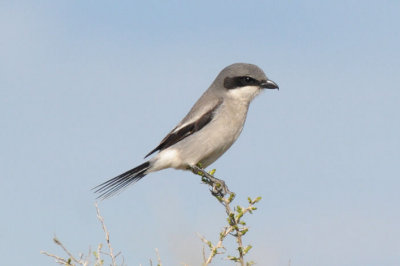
189, 165, 230, 197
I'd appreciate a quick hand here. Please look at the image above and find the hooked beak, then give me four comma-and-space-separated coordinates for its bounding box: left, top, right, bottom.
260, 79, 279, 90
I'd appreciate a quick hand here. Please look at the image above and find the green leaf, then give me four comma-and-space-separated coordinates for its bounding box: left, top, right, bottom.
227, 255, 240, 262
238, 246, 243, 256
253, 196, 262, 204
207, 240, 213, 249
236, 212, 244, 220
244, 245, 252, 255
228, 193, 236, 203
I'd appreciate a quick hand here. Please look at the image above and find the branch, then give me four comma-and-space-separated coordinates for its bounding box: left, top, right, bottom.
95, 202, 117, 266
194, 168, 261, 265
41, 204, 123, 266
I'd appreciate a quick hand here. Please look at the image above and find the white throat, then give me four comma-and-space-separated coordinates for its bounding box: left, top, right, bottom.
226, 85, 261, 104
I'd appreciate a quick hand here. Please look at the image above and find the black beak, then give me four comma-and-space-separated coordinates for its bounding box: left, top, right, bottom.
260, 79, 279, 90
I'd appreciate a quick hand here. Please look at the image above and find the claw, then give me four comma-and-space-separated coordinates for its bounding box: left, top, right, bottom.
190, 165, 230, 197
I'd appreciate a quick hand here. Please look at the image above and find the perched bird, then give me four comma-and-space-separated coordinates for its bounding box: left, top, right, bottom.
94, 63, 278, 199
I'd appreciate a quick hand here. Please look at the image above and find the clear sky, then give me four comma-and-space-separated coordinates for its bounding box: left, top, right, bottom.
1, 1, 399, 265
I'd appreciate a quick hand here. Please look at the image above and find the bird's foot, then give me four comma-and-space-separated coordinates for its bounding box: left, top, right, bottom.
190, 165, 231, 197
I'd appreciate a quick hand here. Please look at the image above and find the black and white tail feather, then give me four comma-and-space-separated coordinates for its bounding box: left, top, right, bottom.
93, 161, 150, 199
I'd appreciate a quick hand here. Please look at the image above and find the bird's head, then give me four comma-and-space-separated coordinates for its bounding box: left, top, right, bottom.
214, 63, 278, 103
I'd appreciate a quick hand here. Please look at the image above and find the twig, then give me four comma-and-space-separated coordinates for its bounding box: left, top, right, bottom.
40, 236, 88, 265
40, 250, 70, 265
201, 245, 207, 263
42, 204, 122, 266
95, 202, 117, 266
55, 236, 83, 264
155, 248, 162, 266
193, 167, 260, 266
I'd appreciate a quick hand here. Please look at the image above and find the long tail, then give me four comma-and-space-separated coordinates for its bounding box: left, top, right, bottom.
93, 161, 151, 199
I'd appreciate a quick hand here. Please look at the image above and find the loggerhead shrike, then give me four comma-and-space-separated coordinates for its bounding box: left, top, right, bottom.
94, 63, 278, 199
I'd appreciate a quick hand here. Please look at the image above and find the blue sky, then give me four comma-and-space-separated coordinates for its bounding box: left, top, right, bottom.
1, 1, 399, 265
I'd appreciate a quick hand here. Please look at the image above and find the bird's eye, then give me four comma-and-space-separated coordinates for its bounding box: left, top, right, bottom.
240, 76, 256, 86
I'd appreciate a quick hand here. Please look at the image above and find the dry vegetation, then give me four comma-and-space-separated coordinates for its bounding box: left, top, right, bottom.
42, 169, 261, 265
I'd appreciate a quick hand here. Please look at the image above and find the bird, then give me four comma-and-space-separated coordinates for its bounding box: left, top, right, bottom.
94, 63, 278, 199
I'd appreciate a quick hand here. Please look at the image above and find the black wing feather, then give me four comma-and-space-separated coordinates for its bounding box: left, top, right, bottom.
144, 100, 222, 158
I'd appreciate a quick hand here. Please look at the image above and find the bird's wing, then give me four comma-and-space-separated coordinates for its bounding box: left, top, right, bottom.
144, 97, 223, 158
